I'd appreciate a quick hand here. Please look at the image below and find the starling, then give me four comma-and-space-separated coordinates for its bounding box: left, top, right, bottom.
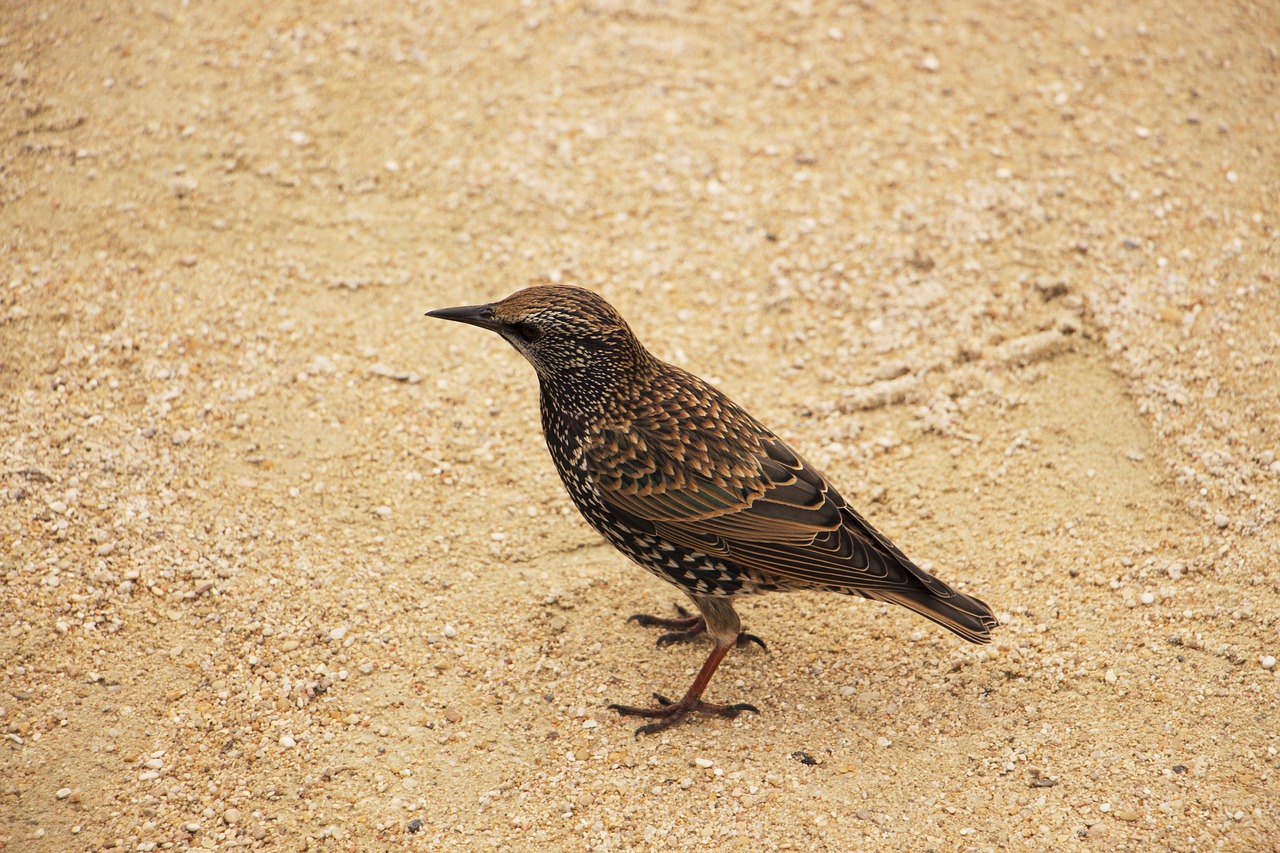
428, 286, 997, 735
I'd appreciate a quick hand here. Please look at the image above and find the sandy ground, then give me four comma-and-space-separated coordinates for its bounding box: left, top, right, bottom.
2, 0, 1278, 850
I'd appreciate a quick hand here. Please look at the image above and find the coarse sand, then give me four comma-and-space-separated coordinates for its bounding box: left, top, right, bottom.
1, 1, 1277, 850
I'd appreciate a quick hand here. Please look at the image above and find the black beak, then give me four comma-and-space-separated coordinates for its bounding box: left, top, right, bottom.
425, 303, 503, 333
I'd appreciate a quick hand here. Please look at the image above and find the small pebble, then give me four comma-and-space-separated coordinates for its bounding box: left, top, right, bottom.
56, 787, 72, 799
1105, 669, 1118, 684
1214, 513, 1229, 529
279, 734, 296, 748
694, 757, 713, 769
1262, 656, 1276, 670
1114, 809, 1140, 821
328, 626, 347, 641
224, 808, 242, 825
1140, 592, 1155, 605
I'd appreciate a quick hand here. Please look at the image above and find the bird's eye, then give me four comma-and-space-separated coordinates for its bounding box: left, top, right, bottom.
516, 321, 542, 343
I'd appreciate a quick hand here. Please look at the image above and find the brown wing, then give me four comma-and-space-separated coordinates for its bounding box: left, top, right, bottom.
586, 379, 997, 642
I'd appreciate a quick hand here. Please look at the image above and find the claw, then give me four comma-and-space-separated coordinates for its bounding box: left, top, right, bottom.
655, 628, 702, 648
611, 696, 761, 736
608, 644, 760, 735
627, 604, 701, 632
629, 609, 768, 653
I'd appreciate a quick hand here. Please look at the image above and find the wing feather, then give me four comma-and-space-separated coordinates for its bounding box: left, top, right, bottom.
583, 372, 996, 642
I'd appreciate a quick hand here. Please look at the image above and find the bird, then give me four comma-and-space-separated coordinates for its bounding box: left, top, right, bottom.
428, 285, 997, 735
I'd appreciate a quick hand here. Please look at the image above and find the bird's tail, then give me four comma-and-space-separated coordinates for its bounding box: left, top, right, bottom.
862, 584, 998, 644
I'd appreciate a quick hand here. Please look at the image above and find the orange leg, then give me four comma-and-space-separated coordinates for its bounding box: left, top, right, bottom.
608, 643, 758, 736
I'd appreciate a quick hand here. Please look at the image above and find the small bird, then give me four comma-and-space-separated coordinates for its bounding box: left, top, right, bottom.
429, 286, 996, 734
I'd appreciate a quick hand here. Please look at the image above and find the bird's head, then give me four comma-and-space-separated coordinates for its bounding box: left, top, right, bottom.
428, 285, 652, 393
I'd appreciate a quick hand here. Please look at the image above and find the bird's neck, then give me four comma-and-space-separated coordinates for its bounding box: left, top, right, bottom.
537, 369, 632, 419
535, 350, 658, 420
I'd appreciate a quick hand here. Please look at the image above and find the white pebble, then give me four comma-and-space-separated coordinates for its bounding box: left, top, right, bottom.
1262, 656, 1276, 670
279, 734, 297, 748
920, 54, 940, 72
1140, 592, 1155, 605
694, 757, 713, 769
442, 624, 457, 638
1105, 669, 1118, 684
1214, 513, 1229, 528
1135, 126, 1151, 138
329, 626, 347, 641
56, 787, 72, 800
877, 736, 892, 748
1099, 802, 1111, 812
375, 505, 392, 518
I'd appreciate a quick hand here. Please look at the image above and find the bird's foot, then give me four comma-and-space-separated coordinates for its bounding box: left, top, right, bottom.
608, 692, 760, 737
626, 605, 767, 651
627, 603, 701, 631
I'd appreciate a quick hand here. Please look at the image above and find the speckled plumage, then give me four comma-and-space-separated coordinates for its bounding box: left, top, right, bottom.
429, 285, 997, 734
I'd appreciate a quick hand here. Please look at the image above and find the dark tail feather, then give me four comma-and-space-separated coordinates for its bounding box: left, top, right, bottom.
863, 586, 998, 644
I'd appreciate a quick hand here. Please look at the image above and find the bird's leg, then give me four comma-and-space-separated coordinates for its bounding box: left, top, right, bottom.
609, 596, 760, 735
608, 645, 758, 735
627, 602, 767, 651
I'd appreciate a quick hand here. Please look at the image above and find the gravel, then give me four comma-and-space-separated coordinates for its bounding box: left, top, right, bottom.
1, 1, 1276, 850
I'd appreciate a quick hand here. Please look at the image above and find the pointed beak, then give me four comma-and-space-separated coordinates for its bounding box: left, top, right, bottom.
425, 303, 503, 333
